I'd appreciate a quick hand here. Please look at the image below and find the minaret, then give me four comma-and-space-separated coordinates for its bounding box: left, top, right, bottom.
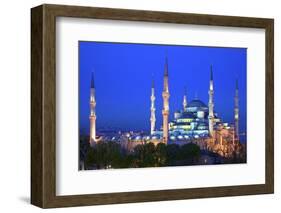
183, 86, 188, 112
234, 79, 239, 142
150, 78, 156, 135
208, 65, 214, 137
89, 72, 97, 145
162, 57, 170, 144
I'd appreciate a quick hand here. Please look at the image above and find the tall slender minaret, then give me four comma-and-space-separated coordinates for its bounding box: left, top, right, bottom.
89, 72, 97, 145
208, 65, 214, 137
183, 86, 188, 112
234, 79, 239, 142
162, 57, 170, 144
150, 78, 156, 135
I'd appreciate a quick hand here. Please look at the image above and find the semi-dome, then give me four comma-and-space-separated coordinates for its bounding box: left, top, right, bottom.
188, 99, 207, 108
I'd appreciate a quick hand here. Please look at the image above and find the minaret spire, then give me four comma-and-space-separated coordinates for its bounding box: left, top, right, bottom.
208, 65, 214, 137
162, 56, 170, 144
89, 71, 97, 145
164, 56, 169, 91
210, 65, 213, 81
91, 71, 95, 88
234, 79, 239, 142
183, 86, 188, 112
164, 56, 168, 77
150, 77, 156, 135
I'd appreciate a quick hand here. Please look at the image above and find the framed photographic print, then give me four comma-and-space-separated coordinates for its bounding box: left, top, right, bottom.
31, 4, 274, 208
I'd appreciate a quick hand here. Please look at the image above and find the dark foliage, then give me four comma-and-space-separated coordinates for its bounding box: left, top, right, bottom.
83, 141, 204, 169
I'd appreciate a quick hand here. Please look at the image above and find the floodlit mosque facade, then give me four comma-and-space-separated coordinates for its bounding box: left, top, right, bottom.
89, 58, 243, 157
145, 58, 240, 146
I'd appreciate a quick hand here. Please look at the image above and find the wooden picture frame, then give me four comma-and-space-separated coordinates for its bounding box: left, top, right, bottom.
31, 4, 274, 208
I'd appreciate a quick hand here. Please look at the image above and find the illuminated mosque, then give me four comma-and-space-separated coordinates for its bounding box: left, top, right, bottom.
89, 57, 244, 157
147, 58, 239, 144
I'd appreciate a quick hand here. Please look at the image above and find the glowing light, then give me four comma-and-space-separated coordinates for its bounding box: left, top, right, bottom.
178, 135, 183, 139
170, 136, 176, 140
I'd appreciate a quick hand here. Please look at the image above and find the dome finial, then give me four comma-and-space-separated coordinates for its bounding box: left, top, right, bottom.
195, 91, 198, 100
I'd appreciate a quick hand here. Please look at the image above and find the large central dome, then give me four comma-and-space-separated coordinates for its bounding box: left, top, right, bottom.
188, 99, 207, 108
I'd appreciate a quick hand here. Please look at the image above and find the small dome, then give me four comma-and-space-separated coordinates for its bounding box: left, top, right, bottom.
188, 99, 207, 108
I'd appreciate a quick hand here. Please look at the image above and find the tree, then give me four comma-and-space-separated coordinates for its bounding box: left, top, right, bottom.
143, 142, 156, 167
155, 143, 167, 166
134, 144, 145, 166
118, 154, 135, 168
166, 143, 180, 165
95, 142, 108, 169
106, 142, 122, 168
79, 136, 90, 164
179, 143, 200, 163
134, 142, 156, 167
92, 141, 124, 169
85, 147, 96, 169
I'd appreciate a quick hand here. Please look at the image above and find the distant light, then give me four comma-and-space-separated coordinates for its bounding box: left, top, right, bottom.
170, 136, 176, 140
178, 135, 183, 139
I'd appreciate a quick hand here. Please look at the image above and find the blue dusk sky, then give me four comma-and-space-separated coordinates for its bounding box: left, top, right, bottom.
79, 41, 247, 135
